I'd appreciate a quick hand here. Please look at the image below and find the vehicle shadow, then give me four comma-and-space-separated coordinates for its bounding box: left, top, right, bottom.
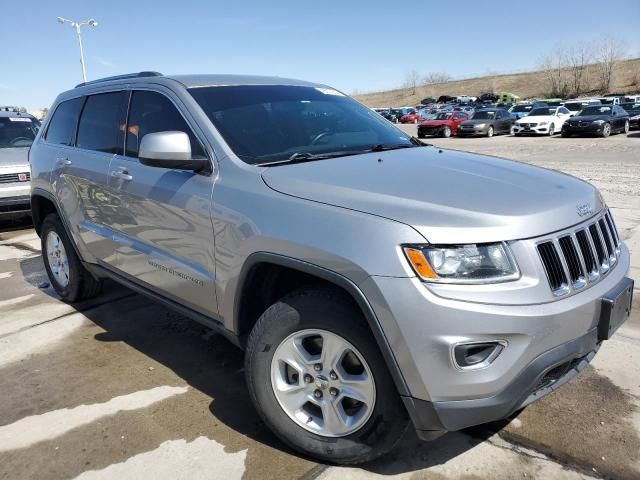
627, 132, 640, 138
57, 286, 511, 473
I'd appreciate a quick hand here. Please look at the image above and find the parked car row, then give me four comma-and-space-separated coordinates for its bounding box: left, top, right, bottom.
376, 96, 638, 139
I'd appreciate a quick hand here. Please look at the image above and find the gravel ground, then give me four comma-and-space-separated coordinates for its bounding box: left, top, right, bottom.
0, 132, 639, 479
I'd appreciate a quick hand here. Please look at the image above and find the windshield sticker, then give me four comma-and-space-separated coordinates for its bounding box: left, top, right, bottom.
8, 117, 32, 122
315, 88, 345, 96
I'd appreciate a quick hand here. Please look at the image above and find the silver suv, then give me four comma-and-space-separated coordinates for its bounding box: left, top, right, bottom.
1, 109, 40, 219
29, 72, 633, 464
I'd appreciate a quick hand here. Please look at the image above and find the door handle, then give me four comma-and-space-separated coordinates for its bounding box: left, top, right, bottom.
56, 157, 72, 166
111, 170, 133, 182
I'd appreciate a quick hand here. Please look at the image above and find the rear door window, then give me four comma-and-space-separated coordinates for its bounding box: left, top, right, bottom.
76, 91, 129, 154
125, 90, 205, 159
45, 97, 85, 146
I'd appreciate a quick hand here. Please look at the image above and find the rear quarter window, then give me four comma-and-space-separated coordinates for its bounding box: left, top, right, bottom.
45, 97, 85, 146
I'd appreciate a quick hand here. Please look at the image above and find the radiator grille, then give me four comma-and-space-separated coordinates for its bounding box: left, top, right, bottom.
0, 172, 30, 184
536, 210, 621, 296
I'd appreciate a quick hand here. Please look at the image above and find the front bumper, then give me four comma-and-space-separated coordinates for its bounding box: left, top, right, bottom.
457, 126, 486, 136
562, 123, 604, 135
0, 193, 31, 217
513, 125, 550, 135
359, 246, 631, 438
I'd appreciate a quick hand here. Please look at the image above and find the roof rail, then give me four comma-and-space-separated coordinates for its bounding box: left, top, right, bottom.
75, 71, 163, 88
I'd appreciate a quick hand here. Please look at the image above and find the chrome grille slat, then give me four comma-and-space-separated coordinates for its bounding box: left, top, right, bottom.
598, 218, 616, 264
558, 235, 586, 289
537, 210, 622, 296
604, 211, 620, 248
588, 223, 608, 272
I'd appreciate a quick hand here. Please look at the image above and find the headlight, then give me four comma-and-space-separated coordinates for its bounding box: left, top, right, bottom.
631, 114, 640, 120
539, 121, 548, 126
593, 120, 605, 124
474, 123, 486, 128
403, 243, 519, 284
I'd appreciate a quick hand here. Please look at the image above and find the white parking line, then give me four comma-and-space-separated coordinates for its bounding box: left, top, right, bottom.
73, 436, 247, 480
0, 385, 189, 452
0, 312, 85, 365
0, 293, 34, 309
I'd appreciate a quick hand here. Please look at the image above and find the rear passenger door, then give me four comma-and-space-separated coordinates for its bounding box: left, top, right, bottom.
108, 89, 218, 317
49, 91, 128, 266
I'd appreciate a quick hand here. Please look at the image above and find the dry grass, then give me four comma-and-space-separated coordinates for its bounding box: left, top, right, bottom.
355, 58, 640, 107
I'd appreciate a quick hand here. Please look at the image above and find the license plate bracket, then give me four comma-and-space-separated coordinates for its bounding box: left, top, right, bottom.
599, 277, 634, 340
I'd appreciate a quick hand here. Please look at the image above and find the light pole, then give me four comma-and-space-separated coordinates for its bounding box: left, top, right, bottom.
57, 17, 98, 83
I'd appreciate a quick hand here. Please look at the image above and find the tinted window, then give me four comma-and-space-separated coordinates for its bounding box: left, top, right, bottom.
126, 90, 205, 159
0, 116, 41, 148
529, 108, 554, 116
77, 92, 128, 154
45, 97, 84, 146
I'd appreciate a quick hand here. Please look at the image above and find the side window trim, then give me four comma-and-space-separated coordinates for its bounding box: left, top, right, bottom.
123, 88, 210, 163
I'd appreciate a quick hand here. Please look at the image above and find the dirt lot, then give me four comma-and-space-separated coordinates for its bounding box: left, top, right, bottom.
1, 132, 639, 479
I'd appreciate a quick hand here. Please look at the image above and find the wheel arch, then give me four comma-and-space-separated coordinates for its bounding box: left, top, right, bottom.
30, 190, 59, 236
233, 252, 410, 396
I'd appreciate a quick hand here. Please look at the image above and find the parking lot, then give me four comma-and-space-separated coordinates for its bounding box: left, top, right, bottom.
1, 132, 639, 480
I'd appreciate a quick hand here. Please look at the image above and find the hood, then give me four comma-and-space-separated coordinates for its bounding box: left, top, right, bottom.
0, 147, 29, 169
461, 119, 494, 125
261, 147, 602, 244
516, 115, 553, 123
420, 119, 451, 126
568, 115, 611, 122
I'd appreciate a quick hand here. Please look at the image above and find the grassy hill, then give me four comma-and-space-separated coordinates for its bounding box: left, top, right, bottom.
355, 58, 640, 107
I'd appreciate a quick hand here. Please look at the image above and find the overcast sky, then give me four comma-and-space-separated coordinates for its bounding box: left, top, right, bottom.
2, 0, 639, 110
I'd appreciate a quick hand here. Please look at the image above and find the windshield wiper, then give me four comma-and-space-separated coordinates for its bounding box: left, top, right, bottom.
256, 150, 363, 167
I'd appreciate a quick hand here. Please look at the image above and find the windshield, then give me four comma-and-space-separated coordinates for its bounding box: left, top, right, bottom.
580, 106, 612, 116
435, 113, 453, 120
189, 85, 414, 164
511, 105, 533, 113
472, 111, 496, 120
621, 103, 640, 112
529, 108, 555, 116
564, 102, 583, 111
0, 117, 40, 149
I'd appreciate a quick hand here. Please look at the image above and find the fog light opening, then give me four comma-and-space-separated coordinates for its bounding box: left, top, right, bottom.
453, 341, 505, 370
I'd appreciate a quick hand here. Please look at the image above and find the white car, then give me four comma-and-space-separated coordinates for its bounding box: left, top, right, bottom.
513, 106, 571, 136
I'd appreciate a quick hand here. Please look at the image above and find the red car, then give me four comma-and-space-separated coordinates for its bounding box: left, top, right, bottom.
417, 111, 469, 138
399, 110, 420, 123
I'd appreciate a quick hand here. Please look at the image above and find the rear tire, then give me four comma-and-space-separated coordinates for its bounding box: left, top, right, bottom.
41, 213, 103, 302
245, 287, 408, 464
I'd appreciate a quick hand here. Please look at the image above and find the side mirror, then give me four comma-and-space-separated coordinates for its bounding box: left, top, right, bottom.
139, 131, 209, 172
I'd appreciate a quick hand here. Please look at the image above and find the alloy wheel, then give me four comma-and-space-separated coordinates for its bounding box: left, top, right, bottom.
46, 231, 70, 287
270, 329, 376, 437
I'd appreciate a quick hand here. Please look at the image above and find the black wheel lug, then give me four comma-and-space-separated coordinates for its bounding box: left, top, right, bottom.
314, 389, 322, 399
304, 374, 313, 383
314, 363, 322, 372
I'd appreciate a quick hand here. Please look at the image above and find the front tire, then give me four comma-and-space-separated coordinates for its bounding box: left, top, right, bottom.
623, 120, 630, 134
601, 123, 611, 137
441, 126, 452, 138
245, 287, 408, 464
548, 124, 555, 136
41, 213, 103, 302
487, 126, 494, 137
